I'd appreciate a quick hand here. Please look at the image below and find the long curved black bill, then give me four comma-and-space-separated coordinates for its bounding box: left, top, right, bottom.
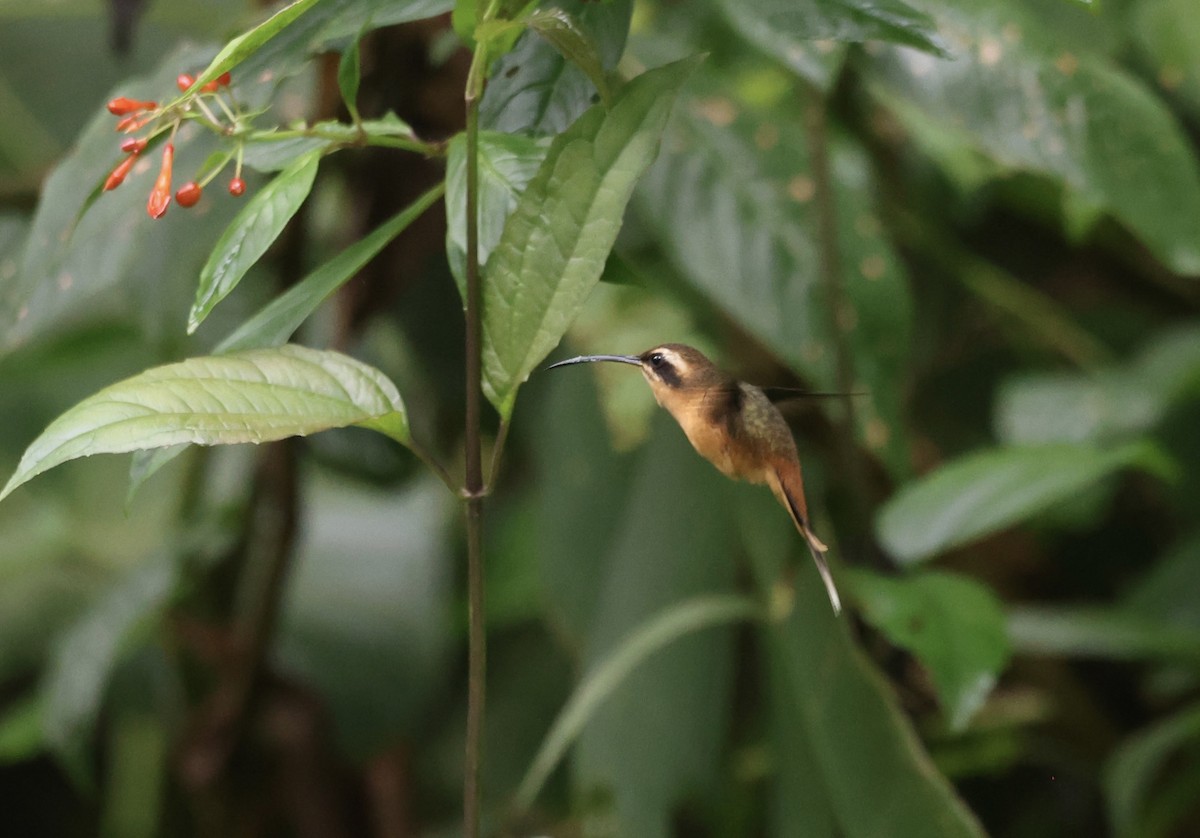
546, 354, 641, 370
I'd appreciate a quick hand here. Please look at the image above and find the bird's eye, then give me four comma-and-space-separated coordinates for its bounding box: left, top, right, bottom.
649, 352, 665, 368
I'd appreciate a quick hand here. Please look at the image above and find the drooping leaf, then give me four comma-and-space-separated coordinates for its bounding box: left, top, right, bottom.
189, 151, 320, 333
480, 0, 632, 136
481, 56, 700, 417
737, 491, 986, 838
851, 569, 1011, 730
40, 556, 176, 789
876, 442, 1169, 565
636, 76, 914, 475
866, 0, 1200, 275
337, 33, 363, 122
1, 345, 409, 501
444, 131, 547, 291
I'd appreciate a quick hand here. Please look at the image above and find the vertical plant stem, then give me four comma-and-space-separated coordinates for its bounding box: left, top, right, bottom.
802, 81, 871, 528
463, 42, 488, 838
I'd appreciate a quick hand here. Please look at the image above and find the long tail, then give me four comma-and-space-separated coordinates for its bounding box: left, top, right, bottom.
769, 466, 842, 614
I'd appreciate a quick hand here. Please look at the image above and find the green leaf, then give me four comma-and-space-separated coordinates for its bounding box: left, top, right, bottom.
189, 151, 320, 333
866, 0, 1200, 275
0, 694, 43, 765
40, 557, 176, 789
480, 0, 632, 136
1, 345, 409, 501
636, 78, 914, 475
220, 182, 445, 352
444, 131, 548, 291
1105, 703, 1200, 838
716, 0, 847, 90
738, 492, 986, 838
481, 56, 700, 417
515, 594, 761, 809
851, 569, 1011, 730
183, 0, 325, 94
527, 8, 612, 107
719, 0, 944, 60
337, 34, 363, 123
876, 442, 1167, 565
1007, 605, 1200, 663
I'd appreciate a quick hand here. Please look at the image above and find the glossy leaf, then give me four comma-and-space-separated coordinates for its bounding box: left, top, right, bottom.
636, 78, 914, 475
189, 151, 320, 333
480, 0, 632, 136
851, 569, 1011, 730
444, 131, 547, 291
876, 442, 1168, 565
738, 492, 986, 837
1, 345, 409, 501
866, 0, 1200, 275
182, 0, 324, 93
40, 557, 176, 788
481, 56, 699, 418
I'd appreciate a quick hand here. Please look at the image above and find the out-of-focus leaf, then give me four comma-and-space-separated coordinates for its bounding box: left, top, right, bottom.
716, 0, 847, 90
636, 77, 914, 475
1125, 531, 1200, 630
480, 0, 632, 136
876, 442, 1168, 564
1, 345, 409, 501
0, 694, 43, 764
719, 0, 944, 64
526, 8, 612, 107
517, 594, 760, 809
1129, 0, 1200, 119
1104, 702, 1200, 838
738, 492, 986, 838
40, 556, 176, 789
189, 151, 320, 333
866, 0, 1200, 275
1007, 605, 1200, 663
574, 417, 738, 837
996, 325, 1200, 445
482, 57, 699, 418
851, 569, 1011, 730
101, 708, 168, 838
444, 131, 547, 291
276, 473, 452, 758
337, 34, 362, 122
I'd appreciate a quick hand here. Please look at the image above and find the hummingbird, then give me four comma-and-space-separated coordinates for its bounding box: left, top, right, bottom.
548, 343, 841, 613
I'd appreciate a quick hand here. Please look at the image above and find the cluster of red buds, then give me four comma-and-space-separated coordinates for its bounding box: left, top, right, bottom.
102, 70, 247, 219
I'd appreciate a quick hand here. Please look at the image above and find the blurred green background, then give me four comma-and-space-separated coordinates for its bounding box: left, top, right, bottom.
3, 0, 1200, 836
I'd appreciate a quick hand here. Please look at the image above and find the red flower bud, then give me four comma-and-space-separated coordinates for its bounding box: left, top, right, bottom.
104, 152, 139, 191
107, 96, 157, 116
147, 143, 175, 219
177, 73, 195, 92
115, 114, 152, 133
175, 181, 203, 208
218, 71, 232, 87
120, 137, 147, 154
228, 177, 246, 197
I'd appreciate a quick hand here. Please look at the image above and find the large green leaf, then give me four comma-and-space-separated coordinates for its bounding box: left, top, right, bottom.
876, 442, 1167, 565
867, 0, 1200, 275
635, 76, 914, 475
479, 0, 632, 136
0, 345, 409, 501
738, 492, 986, 838
481, 56, 699, 417
851, 569, 1011, 730
189, 151, 320, 333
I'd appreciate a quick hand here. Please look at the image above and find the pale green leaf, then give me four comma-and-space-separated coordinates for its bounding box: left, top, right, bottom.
482, 56, 700, 417
1, 345, 409, 501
